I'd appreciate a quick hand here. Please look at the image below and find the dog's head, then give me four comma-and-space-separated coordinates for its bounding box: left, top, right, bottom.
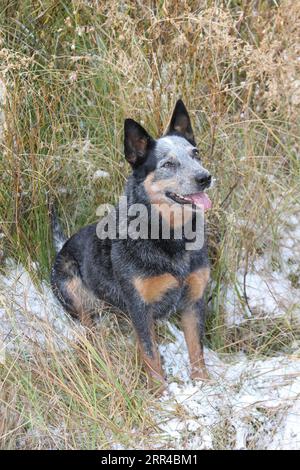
124, 100, 212, 213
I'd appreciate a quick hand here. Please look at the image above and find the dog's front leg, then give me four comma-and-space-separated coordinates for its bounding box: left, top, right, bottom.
130, 308, 166, 393
181, 298, 209, 381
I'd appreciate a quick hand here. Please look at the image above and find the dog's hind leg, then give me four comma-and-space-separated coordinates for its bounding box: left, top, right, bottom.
62, 276, 97, 329
51, 251, 99, 329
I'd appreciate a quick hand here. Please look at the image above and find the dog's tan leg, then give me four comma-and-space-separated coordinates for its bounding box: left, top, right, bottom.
64, 276, 97, 330
137, 322, 166, 394
181, 307, 209, 381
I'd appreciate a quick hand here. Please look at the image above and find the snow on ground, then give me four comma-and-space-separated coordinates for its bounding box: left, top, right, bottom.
159, 323, 300, 450
0, 260, 299, 449
225, 209, 300, 326
0, 260, 82, 354
93, 169, 110, 180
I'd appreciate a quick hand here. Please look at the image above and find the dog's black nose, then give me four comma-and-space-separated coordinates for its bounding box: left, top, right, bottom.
195, 172, 212, 188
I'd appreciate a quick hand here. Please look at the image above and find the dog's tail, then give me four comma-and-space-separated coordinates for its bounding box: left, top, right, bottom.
48, 199, 67, 254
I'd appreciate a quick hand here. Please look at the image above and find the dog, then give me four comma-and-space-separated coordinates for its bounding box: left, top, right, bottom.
51, 99, 213, 391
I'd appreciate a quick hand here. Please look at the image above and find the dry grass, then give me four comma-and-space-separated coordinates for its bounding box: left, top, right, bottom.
0, 311, 164, 449
0, 0, 300, 449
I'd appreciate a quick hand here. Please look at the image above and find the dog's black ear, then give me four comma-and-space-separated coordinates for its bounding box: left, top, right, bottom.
165, 99, 195, 145
124, 119, 154, 167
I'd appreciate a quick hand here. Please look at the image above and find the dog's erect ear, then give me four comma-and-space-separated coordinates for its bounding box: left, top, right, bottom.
124, 119, 154, 167
165, 99, 195, 145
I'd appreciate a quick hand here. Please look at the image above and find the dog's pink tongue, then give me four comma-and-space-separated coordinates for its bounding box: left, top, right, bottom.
186, 192, 212, 210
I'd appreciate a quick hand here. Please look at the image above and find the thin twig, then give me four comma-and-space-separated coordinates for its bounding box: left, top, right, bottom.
220, 178, 241, 209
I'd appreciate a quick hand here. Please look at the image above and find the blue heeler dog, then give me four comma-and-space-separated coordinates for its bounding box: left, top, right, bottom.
51, 100, 213, 392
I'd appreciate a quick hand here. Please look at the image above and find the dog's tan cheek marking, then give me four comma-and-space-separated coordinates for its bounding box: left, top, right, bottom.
144, 172, 177, 204
144, 173, 191, 228
134, 273, 179, 303
143, 172, 159, 203
186, 267, 210, 301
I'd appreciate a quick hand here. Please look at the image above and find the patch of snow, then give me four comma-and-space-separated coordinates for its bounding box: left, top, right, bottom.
93, 169, 110, 180
224, 208, 300, 326
269, 399, 300, 449
0, 260, 82, 354
158, 323, 300, 450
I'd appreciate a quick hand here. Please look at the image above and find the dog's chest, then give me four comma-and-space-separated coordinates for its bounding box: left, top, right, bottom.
135, 266, 210, 319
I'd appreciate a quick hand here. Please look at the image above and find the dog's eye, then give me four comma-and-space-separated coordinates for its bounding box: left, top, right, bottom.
162, 160, 176, 169
192, 148, 199, 157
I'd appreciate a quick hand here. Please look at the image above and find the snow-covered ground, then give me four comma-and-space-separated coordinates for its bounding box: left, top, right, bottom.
159, 323, 300, 450
0, 259, 300, 449
0, 261, 82, 354
225, 209, 300, 326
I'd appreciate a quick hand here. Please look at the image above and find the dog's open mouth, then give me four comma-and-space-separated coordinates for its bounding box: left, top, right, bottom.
166, 191, 212, 210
